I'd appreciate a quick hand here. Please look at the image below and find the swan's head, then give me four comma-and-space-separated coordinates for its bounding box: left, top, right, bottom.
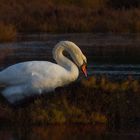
61, 41, 88, 77
80, 57, 87, 77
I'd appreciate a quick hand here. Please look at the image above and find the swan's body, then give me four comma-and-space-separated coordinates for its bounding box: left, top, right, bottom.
0, 41, 87, 104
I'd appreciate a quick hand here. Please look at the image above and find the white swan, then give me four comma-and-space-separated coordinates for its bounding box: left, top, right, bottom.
0, 41, 87, 104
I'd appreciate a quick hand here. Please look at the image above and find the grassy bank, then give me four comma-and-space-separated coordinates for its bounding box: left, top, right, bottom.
0, 76, 140, 128
0, 0, 140, 42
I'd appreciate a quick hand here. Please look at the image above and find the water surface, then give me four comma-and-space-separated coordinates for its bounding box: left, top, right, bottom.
0, 33, 140, 79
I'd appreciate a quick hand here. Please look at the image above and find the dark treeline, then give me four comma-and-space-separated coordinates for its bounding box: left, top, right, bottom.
0, 0, 140, 37
108, 0, 140, 9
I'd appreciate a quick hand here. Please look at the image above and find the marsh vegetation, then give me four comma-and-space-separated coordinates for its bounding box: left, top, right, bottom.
0, 76, 140, 128
0, 0, 140, 42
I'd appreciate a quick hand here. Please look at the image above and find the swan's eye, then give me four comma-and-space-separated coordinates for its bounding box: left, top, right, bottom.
83, 59, 87, 65
82, 54, 87, 64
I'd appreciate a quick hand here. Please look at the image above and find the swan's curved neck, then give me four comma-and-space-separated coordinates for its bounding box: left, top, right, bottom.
53, 44, 79, 80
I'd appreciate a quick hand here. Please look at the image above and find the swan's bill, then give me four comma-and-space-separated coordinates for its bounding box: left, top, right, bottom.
81, 64, 87, 77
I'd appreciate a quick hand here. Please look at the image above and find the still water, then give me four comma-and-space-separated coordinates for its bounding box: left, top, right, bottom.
89, 64, 140, 80
0, 33, 140, 80
0, 33, 140, 139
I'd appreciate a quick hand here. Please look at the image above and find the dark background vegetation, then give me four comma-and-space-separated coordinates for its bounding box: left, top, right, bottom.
0, 0, 140, 34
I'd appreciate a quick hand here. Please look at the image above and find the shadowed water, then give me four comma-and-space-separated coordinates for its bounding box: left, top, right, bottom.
89, 64, 140, 80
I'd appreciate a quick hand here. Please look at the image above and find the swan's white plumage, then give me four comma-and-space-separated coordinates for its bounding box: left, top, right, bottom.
0, 41, 87, 104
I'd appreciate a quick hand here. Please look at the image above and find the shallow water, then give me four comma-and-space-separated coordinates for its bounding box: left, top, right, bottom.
89, 64, 140, 80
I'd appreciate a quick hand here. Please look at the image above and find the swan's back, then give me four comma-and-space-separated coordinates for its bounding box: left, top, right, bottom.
0, 61, 70, 86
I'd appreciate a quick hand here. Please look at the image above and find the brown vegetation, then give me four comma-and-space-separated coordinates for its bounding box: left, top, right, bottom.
0, 0, 140, 41
0, 76, 140, 128
0, 22, 17, 42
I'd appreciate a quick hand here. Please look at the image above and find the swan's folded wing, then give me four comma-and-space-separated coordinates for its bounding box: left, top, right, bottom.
0, 61, 68, 86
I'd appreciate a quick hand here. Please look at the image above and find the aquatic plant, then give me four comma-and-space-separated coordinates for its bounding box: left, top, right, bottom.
0, 76, 140, 127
